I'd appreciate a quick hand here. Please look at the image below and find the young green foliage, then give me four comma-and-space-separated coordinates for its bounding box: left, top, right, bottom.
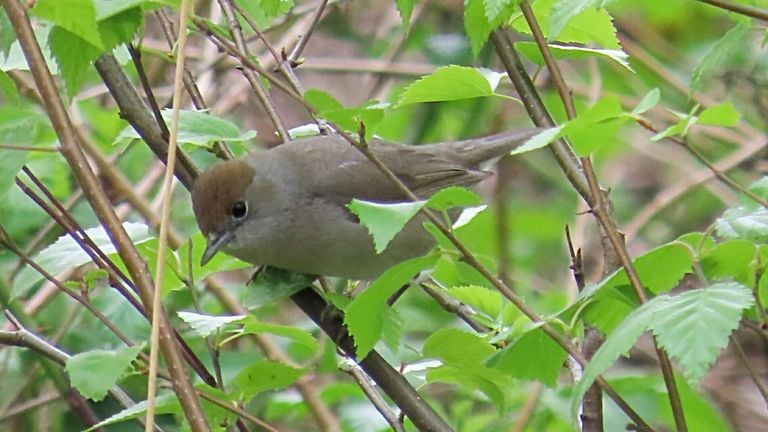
66, 344, 143, 402
571, 283, 753, 422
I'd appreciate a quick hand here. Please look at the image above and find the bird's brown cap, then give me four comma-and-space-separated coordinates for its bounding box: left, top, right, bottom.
191, 159, 255, 236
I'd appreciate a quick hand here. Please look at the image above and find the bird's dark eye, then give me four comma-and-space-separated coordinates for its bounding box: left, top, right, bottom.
231, 200, 248, 220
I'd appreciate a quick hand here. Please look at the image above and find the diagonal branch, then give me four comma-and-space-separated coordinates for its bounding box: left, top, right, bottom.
0, 1, 208, 430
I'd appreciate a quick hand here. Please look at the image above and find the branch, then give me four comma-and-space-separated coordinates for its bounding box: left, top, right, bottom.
695, 0, 768, 20
341, 360, 406, 432
94, 54, 199, 190
217, 0, 290, 141
291, 288, 455, 432
0, 2, 208, 430
489, 23, 665, 431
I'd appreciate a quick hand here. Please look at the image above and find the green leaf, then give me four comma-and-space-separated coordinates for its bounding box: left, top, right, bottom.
14, 223, 153, 298
83, 268, 109, 290
244, 267, 316, 308
240, 317, 321, 353
0, 9, 14, 58
424, 328, 495, 365
66, 344, 143, 401
565, 95, 623, 133
0, 25, 58, 73
715, 206, 768, 241
84, 392, 179, 431
452, 205, 488, 229
395, 0, 415, 29
508, 126, 562, 155
601, 242, 694, 296
177, 311, 246, 338
745, 176, 768, 201
484, 0, 515, 22
380, 307, 404, 353
195, 384, 239, 428
234, 360, 308, 402
649, 282, 753, 385
97, 6, 143, 51
581, 286, 640, 333
113, 110, 257, 147
93, 0, 147, 19
321, 106, 385, 141
395, 65, 497, 107
487, 327, 567, 387
0, 149, 27, 201
0, 107, 48, 145
635, 243, 694, 295
691, 21, 749, 94
445, 285, 506, 323
516, 42, 632, 72
48, 26, 101, 97
427, 363, 514, 410
697, 103, 741, 127
128, 238, 183, 295
236, 0, 294, 28
305, 89, 385, 140
345, 256, 438, 359
571, 117, 626, 156
515, 0, 619, 49
570, 294, 664, 422
550, 0, 604, 38
31, 0, 103, 50
426, 186, 483, 211
0, 70, 21, 105
347, 199, 425, 253
553, 2, 618, 48
700, 240, 756, 284
575, 242, 694, 332
650, 112, 697, 141
561, 95, 625, 156
464, 0, 496, 56
424, 329, 514, 409
630, 88, 660, 117
305, 88, 344, 112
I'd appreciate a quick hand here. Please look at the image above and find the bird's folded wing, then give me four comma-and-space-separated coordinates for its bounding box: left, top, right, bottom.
311, 140, 489, 205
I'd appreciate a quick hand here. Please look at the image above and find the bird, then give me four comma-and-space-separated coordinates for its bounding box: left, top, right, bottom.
191, 129, 539, 279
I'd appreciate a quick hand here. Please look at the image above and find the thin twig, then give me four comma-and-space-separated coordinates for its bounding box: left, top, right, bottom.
695, 0, 768, 20
730, 334, 768, 406
0, 228, 136, 347
0, 311, 156, 430
291, 288, 455, 432
0, 392, 60, 423
217, 0, 290, 141
232, 1, 312, 114
0, 1, 208, 429
635, 119, 768, 209
94, 54, 199, 189
197, 390, 278, 432
511, 383, 543, 432
206, 276, 342, 432
192, 18, 305, 105
420, 283, 491, 333
286, 0, 329, 63
346, 125, 653, 430
13, 175, 147, 314
146, 0, 194, 429
154, 10, 234, 160
0, 144, 58, 152
128, 44, 170, 142
341, 360, 406, 432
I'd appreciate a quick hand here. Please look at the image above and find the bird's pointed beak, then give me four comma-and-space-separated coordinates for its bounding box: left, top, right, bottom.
201, 230, 234, 266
